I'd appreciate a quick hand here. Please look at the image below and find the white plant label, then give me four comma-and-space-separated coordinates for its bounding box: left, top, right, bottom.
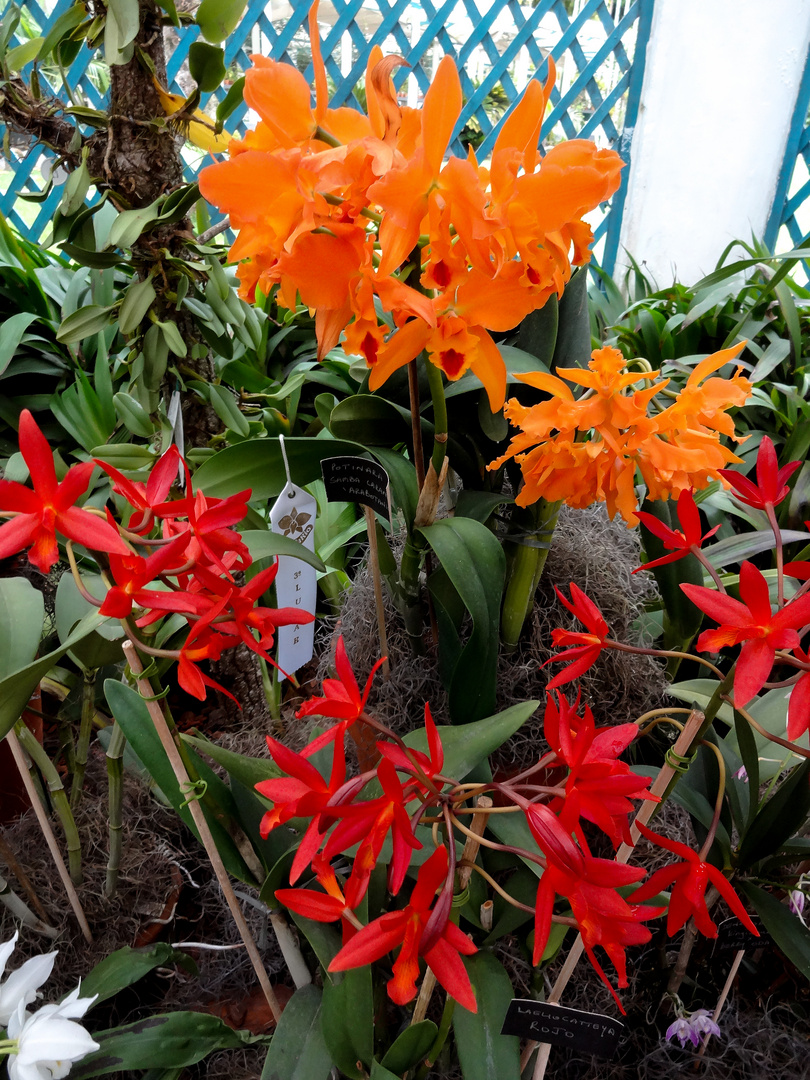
269, 480, 317, 680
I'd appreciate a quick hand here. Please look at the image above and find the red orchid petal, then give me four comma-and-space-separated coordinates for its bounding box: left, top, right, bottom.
0, 479, 43, 514
274, 888, 345, 922
18, 410, 57, 500
704, 865, 759, 936
333, 636, 361, 707
787, 671, 810, 742
0, 513, 38, 560
679, 582, 750, 626
54, 461, 95, 511
425, 936, 477, 1012
57, 507, 129, 555
738, 561, 772, 623
733, 638, 775, 707
147, 445, 181, 503
329, 911, 409, 971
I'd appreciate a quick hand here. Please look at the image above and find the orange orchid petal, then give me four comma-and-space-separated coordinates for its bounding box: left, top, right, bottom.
369, 319, 431, 391
365, 45, 386, 137
370, 55, 408, 146
308, 0, 328, 125
687, 341, 746, 385
316, 301, 353, 360
468, 326, 507, 412
514, 370, 576, 401
244, 56, 315, 147
421, 55, 462, 174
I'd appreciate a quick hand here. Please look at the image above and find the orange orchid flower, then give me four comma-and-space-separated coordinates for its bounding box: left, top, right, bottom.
489, 343, 752, 525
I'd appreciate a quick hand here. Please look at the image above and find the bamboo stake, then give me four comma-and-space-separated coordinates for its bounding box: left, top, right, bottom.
0, 872, 58, 938
521, 711, 706, 1078
70, 668, 97, 807
5, 729, 92, 943
123, 642, 283, 1023
697, 948, 745, 1058
0, 831, 51, 924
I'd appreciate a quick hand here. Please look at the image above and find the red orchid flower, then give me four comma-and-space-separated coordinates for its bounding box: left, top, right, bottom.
633, 489, 720, 573
718, 436, 801, 511
98, 531, 191, 618
323, 758, 422, 906
158, 486, 252, 575
329, 846, 478, 1012
681, 560, 810, 706
786, 646, 810, 742
543, 693, 656, 847
275, 854, 358, 944
377, 703, 445, 794
257, 735, 348, 884
533, 852, 658, 1012
176, 591, 240, 703
0, 410, 129, 572
296, 635, 386, 756
95, 445, 180, 533
632, 822, 759, 940
545, 583, 610, 689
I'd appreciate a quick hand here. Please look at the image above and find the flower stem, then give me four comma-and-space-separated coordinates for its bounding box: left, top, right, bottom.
501, 500, 561, 649
104, 721, 126, 897
424, 358, 448, 479
70, 668, 98, 807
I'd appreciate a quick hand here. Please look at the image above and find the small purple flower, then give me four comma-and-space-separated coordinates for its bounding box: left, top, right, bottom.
689, 1010, 721, 1040
734, 765, 748, 782
789, 889, 805, 919
666, 1017, 698, 1048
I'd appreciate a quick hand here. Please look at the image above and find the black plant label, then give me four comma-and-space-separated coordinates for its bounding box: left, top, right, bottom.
321, 456, 390, 521
501, 1000, 625, 1056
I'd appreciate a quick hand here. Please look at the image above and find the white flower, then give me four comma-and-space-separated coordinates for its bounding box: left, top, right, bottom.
6, 985, 99, 1080
0, 935, 58, 1028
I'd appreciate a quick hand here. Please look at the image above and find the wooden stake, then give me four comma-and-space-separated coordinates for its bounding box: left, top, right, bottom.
5, 729, 92, 943
697, 948, 745, 1058
363, 504, 390, 679
521, 711, 706, 1078
123, 642, 283, 1023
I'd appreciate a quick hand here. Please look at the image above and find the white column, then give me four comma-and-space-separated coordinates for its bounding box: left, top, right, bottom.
617, 0, 810, 285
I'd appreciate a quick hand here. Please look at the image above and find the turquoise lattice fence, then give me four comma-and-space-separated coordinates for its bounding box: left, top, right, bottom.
0, 0, 652, 272
766, 46, 810, 277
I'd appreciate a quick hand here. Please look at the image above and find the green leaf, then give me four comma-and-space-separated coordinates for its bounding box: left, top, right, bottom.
452, 952, 520, 1080
56, 304, 114, 345
181, 731, 282, 790
260, 985, 333, 1080
0, 578, 44, 680
80, 945, 192, 1008
515, 292, 558, 367
106, 198, 164, 251
37, 2, 86, 60
54, 573, 125, 669
189, 41, 226, 91
60, 155, 92, 217
370, 1064, 401, 1080
329, 394, 411, 446
118, 276, 157, 335
104, 681, 252, 883
193, 437, 367, 500
217, 76, 245, 124
114, 391, 155, 437
379, 1020, 437, 1074
741, 883, 810, 982
107, 0, 140, 48
552, 266, 590, 369
0, 312, 38, 377
418, 517, 506, 722
733, 706, 759, 829
737, 760, 810, 869
71, 1011, 252, 1076
210, 383, 250, 438
321, 966, 373, 1079
5, 36, 43, 70
704, 529, 809, 568
288, 913, 343, 977
0, 612, 106, 742
242, 531, 327, 573
157, 318, 188, 358
92, 443, 156, 470
369, 447, 418, 530
196, 0, 248, 42
403, 701, 537, 782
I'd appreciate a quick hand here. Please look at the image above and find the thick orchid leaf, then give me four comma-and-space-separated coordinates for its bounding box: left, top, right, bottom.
260, 985, 333, 1080
321, 965, 373, 1079
737, 760, 810, 869
380, 1020, 438, 1074
0, 610, 105, 741
419, 517, 506, 722
741, 883, 810, 982
403, 701, 538, 782
704, 529, 808, 568
71, 1012, 255, 1076
329, 394, 413, 446
0, 577, 44, 680
80, 945, 195, 1008
192, 437, 366, 500
452, 952, 521, 1080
